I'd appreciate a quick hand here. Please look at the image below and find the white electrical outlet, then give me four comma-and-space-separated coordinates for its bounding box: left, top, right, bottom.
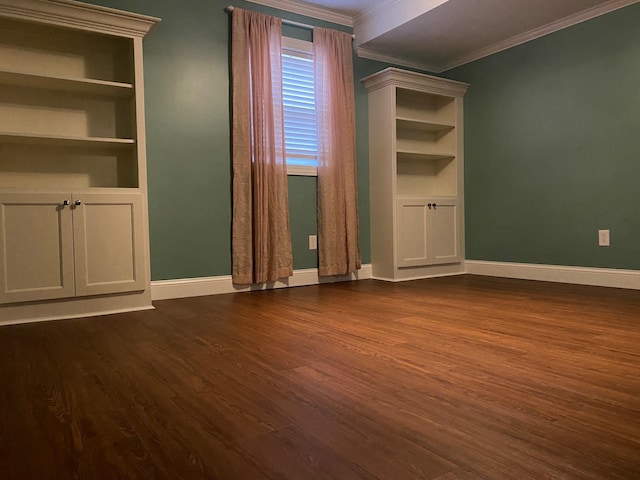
309, 235, 317, 250
598, 229, 610, 247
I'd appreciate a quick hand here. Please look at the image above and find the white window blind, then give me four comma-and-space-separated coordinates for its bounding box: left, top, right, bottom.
282, 38, 317, 176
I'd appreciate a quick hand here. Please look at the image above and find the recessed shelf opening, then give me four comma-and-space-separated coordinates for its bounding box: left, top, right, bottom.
396, 155, 457, 197
0, 84, 134, 140
396, 88, 456, 125
396, 120, 456, 157
0, 143, 138, 189
0, 17, 133, 84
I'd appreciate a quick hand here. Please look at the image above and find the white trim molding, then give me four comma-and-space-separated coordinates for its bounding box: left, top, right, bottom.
466, 260, 640, 290
361, 66, 469, 97
0, 0, 159, 38
287, 165, 318, 176
151, 264, 373, 301
372, 270, 465, 283
245, 0, 353, 27
0, 306, 154, 328
355, 0, 403, 26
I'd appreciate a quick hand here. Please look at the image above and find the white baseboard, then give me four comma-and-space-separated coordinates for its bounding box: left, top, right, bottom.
151, 260, 640, 301
466, 260, 640, 290
0, 305, 155, 328
372, 270, 466, 282
151, 264, 373, 301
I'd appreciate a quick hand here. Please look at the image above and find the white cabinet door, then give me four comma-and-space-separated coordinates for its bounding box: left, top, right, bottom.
0, 192, 75, 304
72, 192, 146, 297
429, 198, 460, 265
397, 198, 430, 268
396, 197, 460, 268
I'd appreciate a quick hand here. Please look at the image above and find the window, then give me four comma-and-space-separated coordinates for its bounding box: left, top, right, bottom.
282, 37, 317, 176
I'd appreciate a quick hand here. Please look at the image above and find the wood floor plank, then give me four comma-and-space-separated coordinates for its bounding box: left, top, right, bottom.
1, 275, 639, 479
241, 424, 378, 480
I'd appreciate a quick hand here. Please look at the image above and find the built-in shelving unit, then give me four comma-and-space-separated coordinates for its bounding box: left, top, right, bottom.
362, 67, 469, 281
0, 6, 144, 192
0, 0, 159, 324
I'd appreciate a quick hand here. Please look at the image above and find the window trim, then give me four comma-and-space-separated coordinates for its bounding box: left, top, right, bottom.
286, 164, 318, 176
282, 36, 318, 177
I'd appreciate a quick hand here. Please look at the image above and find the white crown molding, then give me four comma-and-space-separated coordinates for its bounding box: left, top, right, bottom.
439, 0, 640, 71
355, 0, 404, 25
356, 47, 440, 75
466, 260, 640, 290
361, 66, 469, 97
244, 0, 353, 27
151, 264, 373, 301
0, 0, 159, 38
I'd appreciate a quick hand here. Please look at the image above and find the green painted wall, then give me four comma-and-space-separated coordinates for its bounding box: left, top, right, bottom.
85, 0, 639, 277
447, 4, 640, 270
85, 0, 386, 279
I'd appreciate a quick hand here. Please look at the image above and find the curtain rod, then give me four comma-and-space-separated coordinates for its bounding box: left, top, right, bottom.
224, 5, 356, 40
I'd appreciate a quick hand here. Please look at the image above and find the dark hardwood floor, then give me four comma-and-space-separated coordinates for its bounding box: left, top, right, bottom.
1, 275, 639, 479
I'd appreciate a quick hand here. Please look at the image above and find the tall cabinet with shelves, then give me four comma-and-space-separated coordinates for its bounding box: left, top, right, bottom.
0, 0, 159, 324
362, 68, 469, 281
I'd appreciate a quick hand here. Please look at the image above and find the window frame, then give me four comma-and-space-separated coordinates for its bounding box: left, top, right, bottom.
282, 36, 318, 177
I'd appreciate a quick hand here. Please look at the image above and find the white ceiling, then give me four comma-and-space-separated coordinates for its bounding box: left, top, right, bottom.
247, 0, 640, 72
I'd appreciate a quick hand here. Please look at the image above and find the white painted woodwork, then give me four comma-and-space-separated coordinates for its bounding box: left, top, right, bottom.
396, 199, 429, 268
0, 70, 133, 96
0, 191, 145, 305
466, 260, 640, 291
0, 0, 158, 323
73, 192, 145, 296
0, 192, 75, 304
0, 143, 135, 190
397, 197, 460, 268
363, 68, 467, 281
0, 133, 135, 148
0, 0, 158, 37
429, 198, 459, 263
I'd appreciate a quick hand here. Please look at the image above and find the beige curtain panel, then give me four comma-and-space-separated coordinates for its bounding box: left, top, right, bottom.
314, 27, 361, 276
231, 8, 293, 284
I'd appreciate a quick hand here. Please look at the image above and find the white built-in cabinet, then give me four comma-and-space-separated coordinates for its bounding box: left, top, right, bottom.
396, 197, 459, 268
0, 191, 144, 305
0, 0, 159, 324
362, 68, 469, 281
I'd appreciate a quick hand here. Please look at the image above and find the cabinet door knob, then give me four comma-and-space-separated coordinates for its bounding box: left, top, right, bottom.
433, 203, 437, 208
75, 200, 82, 206
63, 200, 70, 206
427, 203, 432, 208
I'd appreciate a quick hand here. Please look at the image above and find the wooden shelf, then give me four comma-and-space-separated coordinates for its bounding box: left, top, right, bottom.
397, 149, 454, 161
396, 117, 454, 132
0, 70, 134, 97
0, 132, 135, 148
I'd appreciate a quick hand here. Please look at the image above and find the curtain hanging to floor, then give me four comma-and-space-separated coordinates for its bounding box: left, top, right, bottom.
314, 27, 361, 276
231, 8, 293, 284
